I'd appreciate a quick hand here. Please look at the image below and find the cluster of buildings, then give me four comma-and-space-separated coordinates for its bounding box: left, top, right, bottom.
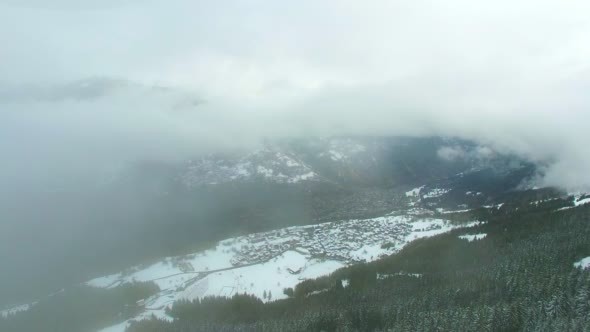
221, 216, 420, 266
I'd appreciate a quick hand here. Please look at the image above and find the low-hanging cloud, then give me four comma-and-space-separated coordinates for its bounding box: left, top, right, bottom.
437, 147, 466, 162
3, 0, 590, 306
1, 0, 590, 192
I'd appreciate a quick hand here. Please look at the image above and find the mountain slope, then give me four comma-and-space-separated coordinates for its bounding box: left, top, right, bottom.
0, 136, 558, 332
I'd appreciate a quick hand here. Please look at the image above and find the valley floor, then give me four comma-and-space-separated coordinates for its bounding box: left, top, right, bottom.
91, 213, 482, 331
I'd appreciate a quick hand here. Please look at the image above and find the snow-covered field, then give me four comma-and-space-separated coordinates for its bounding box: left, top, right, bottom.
179, 251, 344, 302
94, 214, 482, 331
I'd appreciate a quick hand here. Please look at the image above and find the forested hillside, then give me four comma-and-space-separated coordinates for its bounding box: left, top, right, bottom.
1, 138, 584, 332
0, 282, 158, 332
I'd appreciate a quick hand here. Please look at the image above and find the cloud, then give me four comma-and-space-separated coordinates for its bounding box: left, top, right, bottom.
3, 0, 590, 305
474, 147, 495, 160
437, 146, 466, 161
1, 0, 590, 191
0, 77, 138, 102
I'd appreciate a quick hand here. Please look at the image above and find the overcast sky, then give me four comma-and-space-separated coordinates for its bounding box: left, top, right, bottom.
1, 0, 590, 190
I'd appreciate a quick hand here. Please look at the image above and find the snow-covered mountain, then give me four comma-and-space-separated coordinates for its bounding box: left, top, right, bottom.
1, 136, 561, 332
4, 137, 537, 300
180, 148, 319, 187
176, 137, 524, 189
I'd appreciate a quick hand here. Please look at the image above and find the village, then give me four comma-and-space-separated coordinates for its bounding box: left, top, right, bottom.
217, 214, 445, 267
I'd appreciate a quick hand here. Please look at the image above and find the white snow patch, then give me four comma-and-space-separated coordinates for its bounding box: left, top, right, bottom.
377, 272, 422, 280
436, 208, 473, 214
483, 203, 504, 210
555, 195, 590, 212
575, 197, 590, 206
350, 244, 386, 261
574, 257, 590, 270
529, 198, 559, 206
288, 171, 316, 183
405, 186, 424, 198
556, 206, 573, 212
423, 188, 450, 199
257, 166, 274, 177
1, 302, 37, 318
282, 156, 300, 167
459, 233, 487, 242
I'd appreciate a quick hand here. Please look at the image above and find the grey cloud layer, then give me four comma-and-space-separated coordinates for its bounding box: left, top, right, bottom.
1, 0, 590, 190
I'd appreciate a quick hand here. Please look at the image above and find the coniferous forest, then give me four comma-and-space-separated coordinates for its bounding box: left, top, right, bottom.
0, 282, 158, 332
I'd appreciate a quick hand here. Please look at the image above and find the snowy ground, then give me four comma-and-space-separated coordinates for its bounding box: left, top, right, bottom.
436, 208, 473, 214
459, 233, 487, 242
556, 194, 590, 211
181, 149, 319, 186
178, 251, 345, 303
93, 213, 482, 331
377, 272, 423, 280
422, 188, 451, 199
483, 203, 505, 210
405, 186, 424, 198
1, 302, 37, 318
574, 257, 590, 270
